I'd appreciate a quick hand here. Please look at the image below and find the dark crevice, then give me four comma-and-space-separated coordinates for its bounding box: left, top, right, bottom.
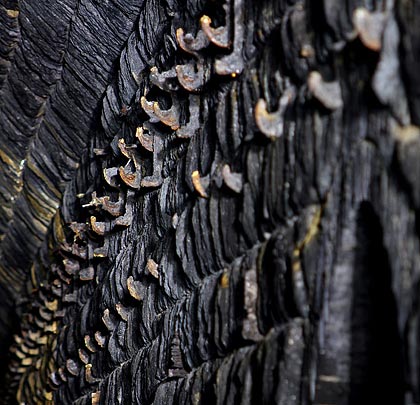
0, 285, 18, 402
350, 201, 404, 404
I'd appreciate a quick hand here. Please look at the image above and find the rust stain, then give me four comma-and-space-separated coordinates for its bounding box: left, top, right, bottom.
0, 148, 20, 172
6, 9, 19, 18
27, 158, 62, 199
192, 170, 208, 198
220, 272, 229, 288
293, 205, 323, 271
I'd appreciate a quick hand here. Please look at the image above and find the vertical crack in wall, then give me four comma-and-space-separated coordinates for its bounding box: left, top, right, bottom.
351, 201, 404, 404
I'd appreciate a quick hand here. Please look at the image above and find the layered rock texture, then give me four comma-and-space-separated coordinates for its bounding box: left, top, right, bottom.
0, 0, 419, 403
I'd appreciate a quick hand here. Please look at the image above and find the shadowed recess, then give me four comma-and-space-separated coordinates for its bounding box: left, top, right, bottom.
350, 201, 404, 404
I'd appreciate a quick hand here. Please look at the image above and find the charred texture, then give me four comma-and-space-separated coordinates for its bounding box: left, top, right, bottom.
0, 0, 420, 404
